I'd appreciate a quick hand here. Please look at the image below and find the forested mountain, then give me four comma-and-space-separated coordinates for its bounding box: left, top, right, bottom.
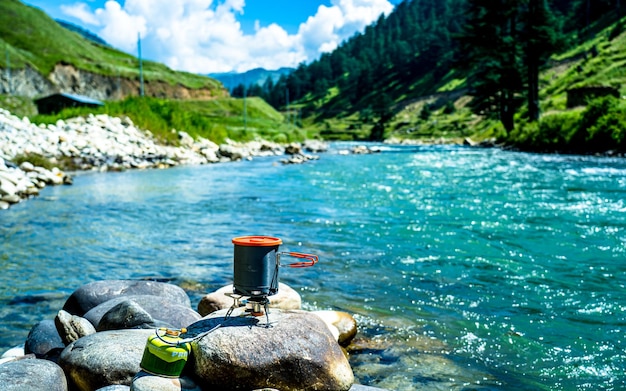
234, 0, 624, 148
212, 67, 293, 91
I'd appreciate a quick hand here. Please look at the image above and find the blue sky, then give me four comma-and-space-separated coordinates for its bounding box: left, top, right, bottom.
23, 0, 402, 74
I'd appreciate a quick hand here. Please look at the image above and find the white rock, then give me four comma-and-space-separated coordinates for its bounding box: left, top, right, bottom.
0, 177, 18, 196
19, 161, 35, 172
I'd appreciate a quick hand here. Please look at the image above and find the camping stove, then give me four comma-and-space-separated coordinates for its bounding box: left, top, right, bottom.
225, 236, 317, 324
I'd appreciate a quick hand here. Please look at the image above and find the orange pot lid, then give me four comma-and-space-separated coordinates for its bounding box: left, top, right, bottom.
232, 236, 282, 247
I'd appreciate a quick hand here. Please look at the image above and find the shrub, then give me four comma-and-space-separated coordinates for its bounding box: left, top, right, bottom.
442, 101, 456, 114
273, 133, 288, 143
571, 96, 626, 152
419, 104, 433, 120
537, 111, 580, 150
12, 153, 55, 170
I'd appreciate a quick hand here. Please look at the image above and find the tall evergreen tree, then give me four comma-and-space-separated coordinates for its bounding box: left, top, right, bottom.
457, 0, 523, 133
524, 0, 560, 122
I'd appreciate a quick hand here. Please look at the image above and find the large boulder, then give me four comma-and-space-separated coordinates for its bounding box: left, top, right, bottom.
197, 282, 301, 316
83, 295, 201, 330
59, 329, 153, 391
187, 308, 354, 391
24, 319, 65, 359
55, 310, 97, 345
63, 280, 192, 316
0, 357, 68, 390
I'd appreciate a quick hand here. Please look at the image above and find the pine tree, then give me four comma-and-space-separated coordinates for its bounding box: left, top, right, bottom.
523, 0, 560, 122
457, 0, 524, 133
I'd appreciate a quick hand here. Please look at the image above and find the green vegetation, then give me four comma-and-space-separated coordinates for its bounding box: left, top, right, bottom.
0, 95, 37, 117
12, 152, 56, 170
31, 96, 309, 145
509, 96, 626, 153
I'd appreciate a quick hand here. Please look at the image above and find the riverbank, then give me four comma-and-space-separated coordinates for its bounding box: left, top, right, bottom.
0, 107, 326, 210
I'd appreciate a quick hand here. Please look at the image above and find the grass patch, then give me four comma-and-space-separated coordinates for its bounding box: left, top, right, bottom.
12, 152, 55, 170
30, 96, 313, 145
0, 94, 38, 117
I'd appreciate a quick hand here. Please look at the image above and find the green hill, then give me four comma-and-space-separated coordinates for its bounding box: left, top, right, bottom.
0, 0, 220, 90
253, 0, 625, 152
0, 0, 303, 144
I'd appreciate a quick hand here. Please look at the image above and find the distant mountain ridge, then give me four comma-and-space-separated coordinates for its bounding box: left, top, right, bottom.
209, 67, 293, 91
56, 20, 109, 47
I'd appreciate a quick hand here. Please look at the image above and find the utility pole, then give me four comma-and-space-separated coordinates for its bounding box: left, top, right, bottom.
117, 69, 121, 99
138, 33, 144, 97
285, 89, 290, 126
243, 82, 247, 132
5, 47, 11, 95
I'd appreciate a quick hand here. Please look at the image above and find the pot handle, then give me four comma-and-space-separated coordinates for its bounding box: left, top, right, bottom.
279, 252, 318, 268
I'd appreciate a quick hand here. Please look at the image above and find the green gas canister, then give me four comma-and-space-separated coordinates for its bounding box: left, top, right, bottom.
140, 328, 191, 377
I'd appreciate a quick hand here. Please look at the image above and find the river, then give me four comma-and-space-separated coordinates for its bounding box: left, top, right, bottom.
1, 143, 625, 390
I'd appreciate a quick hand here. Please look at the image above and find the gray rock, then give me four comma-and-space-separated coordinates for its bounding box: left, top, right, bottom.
84, 295, 201, 330
285, 142, 302, 155
0, 345, 25, 360
55, 310, 97, 345
24, 319, 65, 359
62, 280, 192, 316
188, 308, 354, 391
131, 371, 201, 391
2, 194, 21, 203
303, 140, 329, 153
0, 357, 68, 391
0, 176, 18, 196
59, 329, 153, 391
197, 282, 301, 316
97, 300, 156, 331
177, 131, 195, 148
312, 310, 358, 347
218, 144, 244, 160
19, 161, 35, 172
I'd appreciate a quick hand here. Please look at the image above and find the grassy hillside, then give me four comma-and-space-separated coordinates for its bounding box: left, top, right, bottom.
0, 1, 308, 144
267, 0, 625, 150
0, 0, 220, 90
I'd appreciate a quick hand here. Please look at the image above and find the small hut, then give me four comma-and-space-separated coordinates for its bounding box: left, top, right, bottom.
35, 93, 104, 115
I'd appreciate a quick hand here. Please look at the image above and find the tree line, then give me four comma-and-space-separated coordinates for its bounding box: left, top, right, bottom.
231, 0, 622, 137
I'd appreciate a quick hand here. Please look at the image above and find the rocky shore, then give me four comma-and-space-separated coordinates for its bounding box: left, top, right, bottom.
0, 107, 326, 210
0, 279, 386, 391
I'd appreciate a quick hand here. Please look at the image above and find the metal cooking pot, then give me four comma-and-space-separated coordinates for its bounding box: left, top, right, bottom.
232, 235, 318, 298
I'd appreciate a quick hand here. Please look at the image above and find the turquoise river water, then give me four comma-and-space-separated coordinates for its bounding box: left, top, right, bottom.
1, 143, 625, 390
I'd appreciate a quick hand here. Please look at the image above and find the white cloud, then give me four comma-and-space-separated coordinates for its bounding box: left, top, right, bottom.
94, 1, 147, 52
61, 0, 395, 74
60, 2, 100, 25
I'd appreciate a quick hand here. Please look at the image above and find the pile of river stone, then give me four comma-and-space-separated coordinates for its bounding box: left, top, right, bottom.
0, 108, 327, 210
0, 279, 386, 391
